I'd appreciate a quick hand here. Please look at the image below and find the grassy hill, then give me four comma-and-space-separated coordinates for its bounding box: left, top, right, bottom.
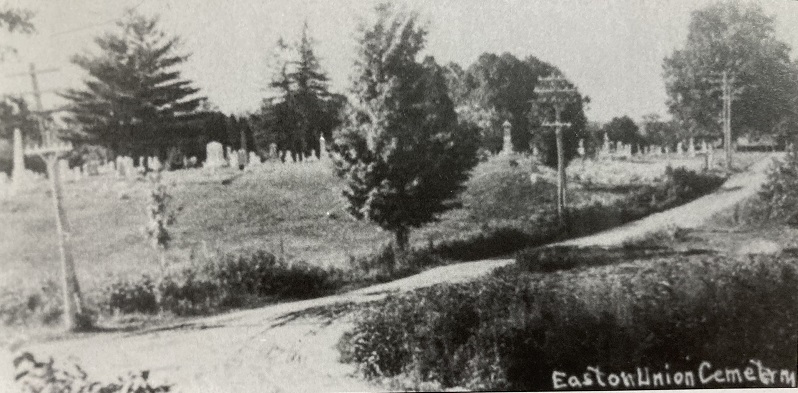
0, 153, 752, 293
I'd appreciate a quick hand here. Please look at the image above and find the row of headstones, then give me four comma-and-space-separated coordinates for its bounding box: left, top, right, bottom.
204, 137, 328, 169
594, 137, 715, 159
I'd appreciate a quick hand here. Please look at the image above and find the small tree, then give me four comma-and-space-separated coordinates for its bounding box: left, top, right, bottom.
144, 171, 174, 267
330, 3, 479, 259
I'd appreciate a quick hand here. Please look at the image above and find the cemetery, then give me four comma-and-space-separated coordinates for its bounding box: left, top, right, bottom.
1, 1, 797, 392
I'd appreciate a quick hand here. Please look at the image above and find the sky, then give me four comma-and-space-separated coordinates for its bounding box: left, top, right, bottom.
2, 0, 798, 124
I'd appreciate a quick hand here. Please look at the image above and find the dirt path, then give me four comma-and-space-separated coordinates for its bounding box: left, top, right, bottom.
1, 154, 780, 392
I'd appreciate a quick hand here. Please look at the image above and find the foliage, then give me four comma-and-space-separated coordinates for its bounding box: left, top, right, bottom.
0, 4, 35, 61
0, 280, 63, 327
445, 53, 588, 168
339, 254, 798, 390
760, 150, 798, 225
101, 250, 345, 316
330, 3, 480, 253
61, 9, 205, 156
256, 22, 345, 161
641, 113, 682, 147
14, 351, 171, 392
663, 1, 798, 141
143, 172, 174, 252
602, 115, 641, 151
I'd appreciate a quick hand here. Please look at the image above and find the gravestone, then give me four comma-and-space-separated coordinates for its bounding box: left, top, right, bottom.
688, 137, 696, 157
204, 141, 226, 168
319, 136, 327, 160
229, 149, 240, 169
676, 141, 684, 155
249, 152, 261, 166
269, 143, 278, 159
501, 120, 513, 155
577, 139, 585, 156
189, 156, 198, 167
59, 160, 70, 182
12, 128, 27, 191
150, 157, 162, 172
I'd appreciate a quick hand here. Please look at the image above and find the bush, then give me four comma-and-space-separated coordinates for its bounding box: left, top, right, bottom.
14, 351, 171, 392
104, 275, 159, 315
760, 151, 798, 225
100, 250, 347, 317
339, 255, 798, 390
0, 280, 64, 327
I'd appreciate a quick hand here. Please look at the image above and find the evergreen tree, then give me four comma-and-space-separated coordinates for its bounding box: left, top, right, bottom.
330, 3, 480, 255
256, 22, 342, 161
61, 9, 205, 156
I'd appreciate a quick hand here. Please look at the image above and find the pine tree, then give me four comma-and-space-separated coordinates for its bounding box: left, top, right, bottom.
62, 9, 205, 156
256, 22, 342, 161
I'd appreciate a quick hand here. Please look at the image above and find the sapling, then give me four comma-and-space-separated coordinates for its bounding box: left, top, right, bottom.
144, 170, 175, 268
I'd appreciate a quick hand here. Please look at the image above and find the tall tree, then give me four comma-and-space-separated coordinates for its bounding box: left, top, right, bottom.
256, 22, 343, 161
602, 116, 641, 151
664, 1, 798, 142
330, 3, 480, 256
447, 52, 588, 167
62, 9, 205, 156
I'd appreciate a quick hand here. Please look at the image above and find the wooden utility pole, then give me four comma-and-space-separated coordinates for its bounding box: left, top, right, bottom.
25, 141, 87, 331
536, 74, 580, 226
5, 63, 60, 144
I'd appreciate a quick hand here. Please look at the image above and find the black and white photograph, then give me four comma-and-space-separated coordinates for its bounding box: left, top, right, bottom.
1, 0, 797, 391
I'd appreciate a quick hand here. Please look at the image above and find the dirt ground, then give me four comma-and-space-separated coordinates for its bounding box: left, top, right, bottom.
1, 153, 785, 392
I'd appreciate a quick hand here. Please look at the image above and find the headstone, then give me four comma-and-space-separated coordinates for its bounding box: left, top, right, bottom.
58, 160, 70, 182
701, 140, 709, 153
86, 160, 99, 176
532, 145, 540, 158
676, 141, 684, 156
138, 156, 145, 170
116, 156, 126, 178
249, 152, 261, 166
12, 128, 26, 190
189, 156, 198, 167
501, 120, 512, 155
204, 141, 226, 168
269, 143, 278, 159
151, 156, 162, 172
319, 136, 327, 160
688, 137, 696, 157
229, 149, 240, 169
577, 139, 585, 156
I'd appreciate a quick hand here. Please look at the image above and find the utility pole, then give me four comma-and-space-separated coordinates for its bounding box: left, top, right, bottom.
706, 69, 741, 171
5, 63, 60, 144
536, 74, 580, 226
25, 140, 87, 332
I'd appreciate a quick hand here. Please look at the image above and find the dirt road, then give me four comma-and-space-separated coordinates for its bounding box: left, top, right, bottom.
1, 154, 780, 392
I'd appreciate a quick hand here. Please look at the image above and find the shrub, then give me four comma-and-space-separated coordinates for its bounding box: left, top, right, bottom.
760, 151, 798, 225
0, 280, 64, 327
104, 275, 159, 315
339, 255, 798, 390
100, 250, 347, 317
13, 351, 172, 392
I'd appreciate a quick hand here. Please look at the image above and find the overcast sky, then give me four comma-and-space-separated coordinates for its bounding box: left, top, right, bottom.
2, 0, 797, 123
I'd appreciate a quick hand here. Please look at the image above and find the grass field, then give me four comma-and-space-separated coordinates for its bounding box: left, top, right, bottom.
0, 152, 770, 293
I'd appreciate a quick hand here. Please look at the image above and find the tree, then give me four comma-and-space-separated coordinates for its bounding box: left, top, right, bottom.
664, 1, 798, 142
330, 3, 480, 256
0, 4, 34, 61
62, 9, 205, 157
446, 52, 588, 167
602, 116, 641, 152
256, 22, 343, 161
